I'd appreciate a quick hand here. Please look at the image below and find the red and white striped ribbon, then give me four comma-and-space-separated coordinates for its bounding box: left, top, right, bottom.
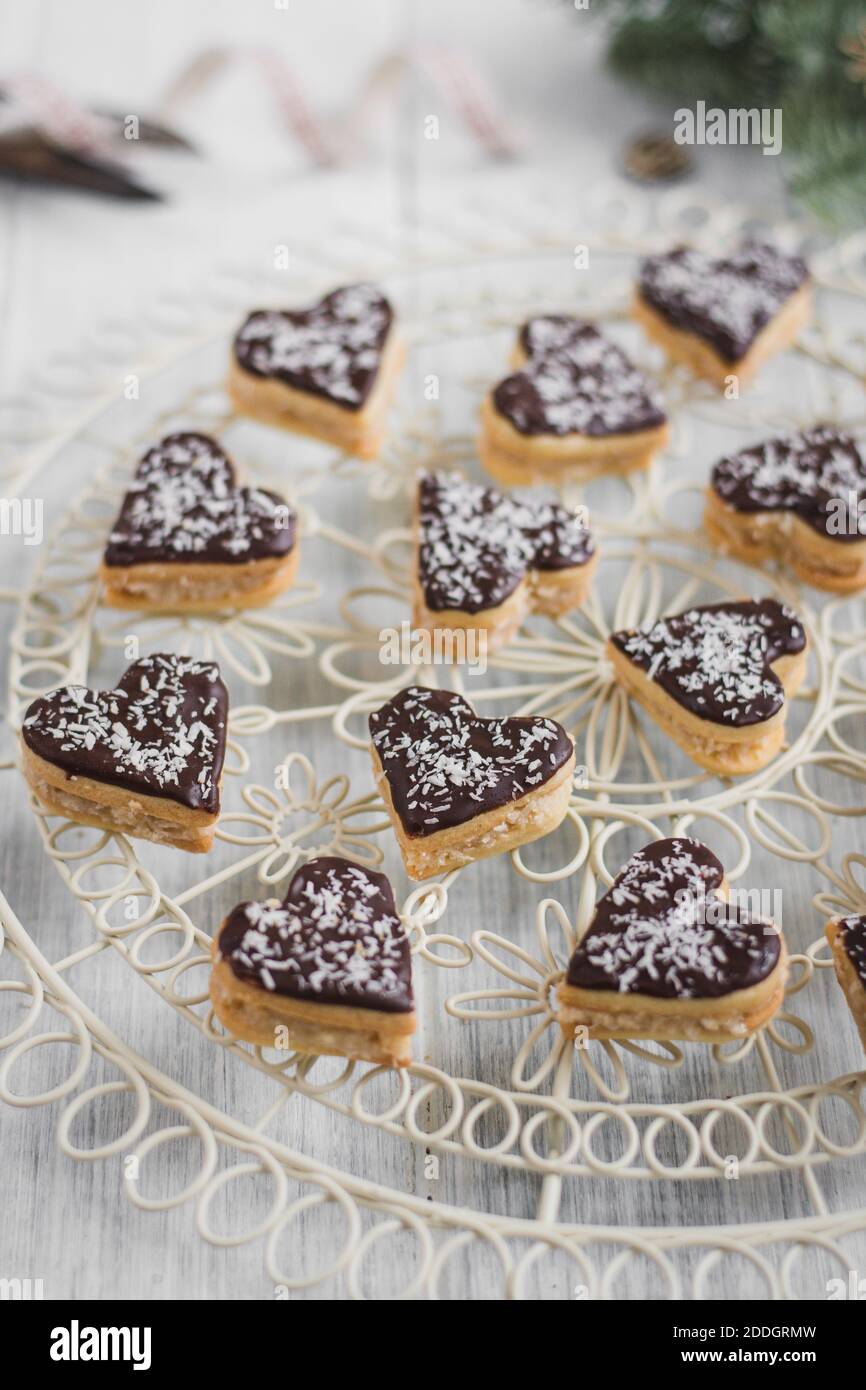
157, 42, 520, 167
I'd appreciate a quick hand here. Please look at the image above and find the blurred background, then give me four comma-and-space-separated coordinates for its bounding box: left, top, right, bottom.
3, 0, 862, 399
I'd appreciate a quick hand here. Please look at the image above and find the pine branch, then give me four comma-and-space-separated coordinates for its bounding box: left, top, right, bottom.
577, 0, 866, 225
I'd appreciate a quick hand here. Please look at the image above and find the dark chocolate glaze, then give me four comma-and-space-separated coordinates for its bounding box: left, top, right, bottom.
232, 283, 393, 411
217, 856, 413, 1011
417, 470, 594, 613
638, 242, 809, 364
369, 685, 573, 837
711, 425, 866, 544
565, 837, 781, 998
610, 598, 805, 728
104, 432, 296, 567
493, 316, 666, 438
22, 653, 228, 813
838, 915, 866, 988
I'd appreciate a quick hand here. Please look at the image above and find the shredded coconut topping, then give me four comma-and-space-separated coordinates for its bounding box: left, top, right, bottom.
494, 317, 665, 437
712, 425, 866, 536
839, 914, 866, 987
639, 242, 808, 362
369, 685, 573, 835
22, 653, 227, 812
418, 469, 594, 612
612, 599, 804, 727
105, 432, 295, 565
234, 283, 391, 408
220, 857, 413, 1010
567, 837, 779, 998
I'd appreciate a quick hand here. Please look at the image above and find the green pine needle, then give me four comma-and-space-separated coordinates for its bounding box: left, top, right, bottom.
581, 0, 866, 225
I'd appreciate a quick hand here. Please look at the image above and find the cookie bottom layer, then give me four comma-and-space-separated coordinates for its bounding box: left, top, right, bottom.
20, 742, 218, 852
632, 283, 812, 390
477, 395, 668, 488
227, 333, 406, 460
209, 955, 415, 1067
372, 747, 575, 881
704, 493, 866, 595
100, 547, 300, 614
412, 551, 597, 654
606, 639, 807, 776
556, 946, 787, 1042
825, 919, 866, 1056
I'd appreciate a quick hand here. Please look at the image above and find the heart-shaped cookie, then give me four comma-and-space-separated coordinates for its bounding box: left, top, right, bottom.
104, 432, 296, 568
100, 432, 298, 612
233, 284, 393, 409
825, 914, 866, 1055
608, 598, 807, 774
634, 242, 811, 387
20, 652, 228, 850
211, 855, 415, 1066
229, 283, 403, 459
497, 318, 666, 439
369, 685, 575, 880
479, 316, 668, 486
217, 856, 413, 1010
705, 426, 866, 593
557, 836, 786, 1041
414, 469, 595, 646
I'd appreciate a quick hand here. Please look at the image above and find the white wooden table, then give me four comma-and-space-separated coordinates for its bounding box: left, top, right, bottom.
4, 0, 858, 1302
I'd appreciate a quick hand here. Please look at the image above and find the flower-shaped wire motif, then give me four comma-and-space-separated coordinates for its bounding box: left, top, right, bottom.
215, 751, 473, 967
318, 403, 471, 502
216, 751, 390, 884
447, 892, 817, 1104
95, 584, 322, 688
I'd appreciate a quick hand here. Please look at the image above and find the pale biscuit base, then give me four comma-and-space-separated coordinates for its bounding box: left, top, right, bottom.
100, 546, 301, 614
477, 394, 669, 488
632, 283, 812, 390
411, 551, 598, 654
825, 919, 866, 1056
20, 740, 220, 852
228, 332, 406, 460
607, 638, 807, 776
704, 491, 866, 595
556, 940, 787, 1042
209, 951, 415, 1067
371, 745, 575, 881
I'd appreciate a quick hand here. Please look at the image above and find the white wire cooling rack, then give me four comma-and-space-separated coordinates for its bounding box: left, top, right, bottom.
3, 186, 866, 1299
